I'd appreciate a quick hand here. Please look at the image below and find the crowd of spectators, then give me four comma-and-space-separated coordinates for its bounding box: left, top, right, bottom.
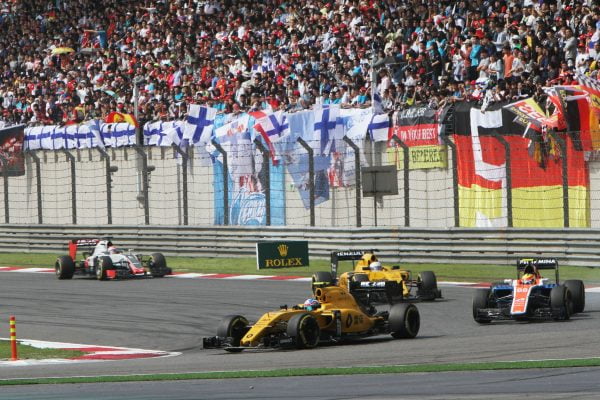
0, 0, 599, 129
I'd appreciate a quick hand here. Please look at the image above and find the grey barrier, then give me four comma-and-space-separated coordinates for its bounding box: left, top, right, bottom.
0, 224, 598, 267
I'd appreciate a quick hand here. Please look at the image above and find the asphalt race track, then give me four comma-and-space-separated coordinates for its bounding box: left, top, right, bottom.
1, 271, 599, 398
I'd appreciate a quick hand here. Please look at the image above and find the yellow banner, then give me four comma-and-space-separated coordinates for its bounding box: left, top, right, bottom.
387, 145, 448, 170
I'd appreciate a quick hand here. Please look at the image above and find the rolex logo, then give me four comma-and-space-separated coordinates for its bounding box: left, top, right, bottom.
277, 244, 289, 257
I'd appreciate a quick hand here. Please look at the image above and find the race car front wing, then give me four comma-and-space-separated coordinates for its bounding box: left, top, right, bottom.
474, 306, 565, 321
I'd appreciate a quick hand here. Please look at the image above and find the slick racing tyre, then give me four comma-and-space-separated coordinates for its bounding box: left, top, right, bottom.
96, 256, 112, 281
287, 313, 320, 349
417, 271, 439, 301
311, 271, 334, 293
149, 252, 168, 278
472, 289, 492, 324
217, 315, 249, 347
55, 255, 75, 280
563, 280, 585, 313
550, 285, 572, 321
389, 303, 420, 339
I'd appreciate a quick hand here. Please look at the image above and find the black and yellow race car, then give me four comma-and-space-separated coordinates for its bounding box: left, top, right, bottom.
203, 284, 420, 352
310, 250, 441, 304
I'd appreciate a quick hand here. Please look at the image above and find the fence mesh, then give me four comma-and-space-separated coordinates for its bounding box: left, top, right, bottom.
1, 131, 600, 228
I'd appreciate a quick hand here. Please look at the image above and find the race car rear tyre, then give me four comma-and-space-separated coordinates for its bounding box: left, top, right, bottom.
472, 289, 492, 324
311, 271, 334, 293
389, 303, 420, 339
353, 274, 369, 282
55, 256, 75, 280
287, 313, 320, 349
217, 315, 249, 347
149, 253, 168, 277
417, 271, 438, 301
551, 285, 572, 321
563, 280, 585, 313
96, 256, 112, 281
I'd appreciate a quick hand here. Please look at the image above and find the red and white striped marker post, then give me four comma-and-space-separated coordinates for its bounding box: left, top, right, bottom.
9, 316, 17, 361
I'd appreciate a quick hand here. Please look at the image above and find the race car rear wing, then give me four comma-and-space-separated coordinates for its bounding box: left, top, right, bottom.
330, 250, 377, 277
516, 258, 559, 282
68, 239, 100, 260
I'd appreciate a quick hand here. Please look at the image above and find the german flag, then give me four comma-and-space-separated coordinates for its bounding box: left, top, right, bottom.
453, 101, 589, 228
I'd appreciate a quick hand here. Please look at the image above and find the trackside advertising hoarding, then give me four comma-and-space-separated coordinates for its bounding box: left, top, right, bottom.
256, 241, 309, 269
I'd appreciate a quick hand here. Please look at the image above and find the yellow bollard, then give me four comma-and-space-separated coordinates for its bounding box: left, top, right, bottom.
9, 316, 17, 361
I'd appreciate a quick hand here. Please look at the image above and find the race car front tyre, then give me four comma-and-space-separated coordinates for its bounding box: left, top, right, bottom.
55, 255, 75, 280
389, 303, 420, 339
550, 285, 572, 321
472, 289, 492, 324
96, 256, 112, 281
563, 280, 585, 313
287, 313, 320, 349
217, 315, 249, 347
311, 271, 334, 293
149, 252, 168, 277
417, 271, 439, 301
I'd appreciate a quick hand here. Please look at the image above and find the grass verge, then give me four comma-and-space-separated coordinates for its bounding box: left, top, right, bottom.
0, 341, 84, 361
1, 357, 600, 385
2, 252, 600, 283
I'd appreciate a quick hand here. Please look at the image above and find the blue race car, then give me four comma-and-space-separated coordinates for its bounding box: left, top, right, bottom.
472, 258, 585, 323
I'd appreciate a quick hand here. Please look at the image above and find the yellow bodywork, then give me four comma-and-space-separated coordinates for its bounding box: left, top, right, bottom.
239, 286, 380, 347
338, 252, 411, 297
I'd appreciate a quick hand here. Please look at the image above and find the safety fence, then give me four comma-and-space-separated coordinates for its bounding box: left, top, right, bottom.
1, 101, 600, 229
0, 224, 599, 267
1, 136, 600, 228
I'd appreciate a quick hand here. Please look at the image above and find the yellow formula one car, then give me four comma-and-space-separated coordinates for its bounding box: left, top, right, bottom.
203, 285, 420, 352
311, 250, 441, 304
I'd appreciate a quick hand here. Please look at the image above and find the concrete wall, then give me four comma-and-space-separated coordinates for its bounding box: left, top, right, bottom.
3, 146, 599, 228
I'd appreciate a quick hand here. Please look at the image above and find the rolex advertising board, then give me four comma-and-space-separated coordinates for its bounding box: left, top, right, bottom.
256, 241, 309, 270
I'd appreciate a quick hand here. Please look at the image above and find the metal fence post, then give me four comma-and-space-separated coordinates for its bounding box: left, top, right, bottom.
211, 139, 229, 226
26, 151, 43, 224
254, 138, 271, 226
0, 155, 9, 223
61, 150, 77, 225
97, 148, 117, 225
343, 136, 361, 227
442, 135, 459, 227
172, 145, 189, 225
489, 132, 513, 228
390, 135, 410, 227
134, 146, 151, 225
549, 132, 569, 227
296, 138, 315, 227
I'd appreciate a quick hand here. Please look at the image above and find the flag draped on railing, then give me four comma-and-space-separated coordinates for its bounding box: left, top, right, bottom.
182, 104, 216, 148
254, 110, 289, 160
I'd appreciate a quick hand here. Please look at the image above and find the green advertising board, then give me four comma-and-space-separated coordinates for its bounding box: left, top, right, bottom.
256, 241, 309, 270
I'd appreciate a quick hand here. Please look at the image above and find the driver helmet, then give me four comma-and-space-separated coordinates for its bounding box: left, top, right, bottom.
304, 298, 320, 311
521, 273, 536, 284
522, 263, 537, 283
108, 246, 120, 254
369, 261, 383, 271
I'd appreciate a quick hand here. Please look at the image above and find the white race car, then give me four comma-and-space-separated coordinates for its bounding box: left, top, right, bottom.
55, 239, 172, 280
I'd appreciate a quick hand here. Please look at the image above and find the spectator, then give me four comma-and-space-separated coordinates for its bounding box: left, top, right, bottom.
0, 0, 598, 130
